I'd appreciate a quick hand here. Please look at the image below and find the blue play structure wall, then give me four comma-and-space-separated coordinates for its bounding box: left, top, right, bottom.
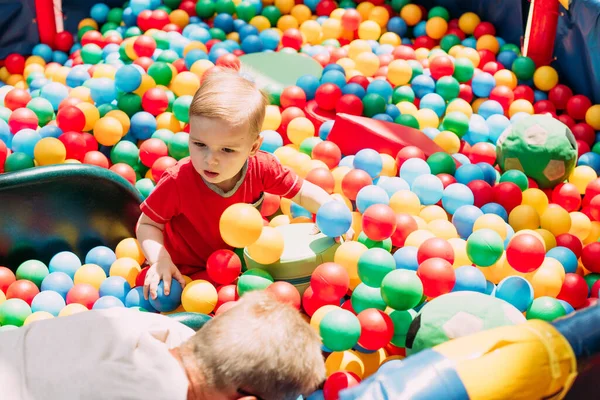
0, 0, 597, 103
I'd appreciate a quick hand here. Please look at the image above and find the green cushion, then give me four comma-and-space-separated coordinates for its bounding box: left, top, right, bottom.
243, 223, 340, 294
239, 52, 323, 89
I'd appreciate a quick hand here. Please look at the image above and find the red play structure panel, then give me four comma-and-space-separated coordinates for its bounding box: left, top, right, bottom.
327, 113, 452, 159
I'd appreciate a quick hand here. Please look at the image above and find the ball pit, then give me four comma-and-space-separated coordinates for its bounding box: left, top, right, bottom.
4, 0, 600, 397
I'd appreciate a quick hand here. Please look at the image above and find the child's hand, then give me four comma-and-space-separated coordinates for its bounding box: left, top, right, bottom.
310, 225, 355, 243
143, 259, 186, 300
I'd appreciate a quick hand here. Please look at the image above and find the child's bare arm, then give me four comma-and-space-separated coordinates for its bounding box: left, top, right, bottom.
291, 180, 332, 214
136, 213, 185, 299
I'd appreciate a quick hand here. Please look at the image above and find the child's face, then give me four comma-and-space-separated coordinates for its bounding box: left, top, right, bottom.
188, 116, 263, 192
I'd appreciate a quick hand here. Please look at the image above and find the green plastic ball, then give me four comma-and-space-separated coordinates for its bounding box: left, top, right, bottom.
111, 141, 140, 166
392, 86, 415, 104
80, 44, 103, 64
500, 170, 529, 191
236, 2, 256, 21
135, 178, 156, 200
357, 248, 395, 288
428, 6, 450, 20
322, 39, 341, 48
0, 298, 32, 327
357, 232, 392, 251
215, 0, 236, 14
466, 228, 504, 267
152, 129, 175, 145
157, 50, 179, 63
435, 76, 460, 101
443, 111, 470, 138
148, 62, 173, 86
440, 34, 461, 53
117, 93, 142, 117
351, 283, 387, 313
526, 296, 566, 321
381, 270, 424, 311
362, 93, 387, 118
408, 60, 424, 81
155, 5, 172, 13
262, 6, 282, 26
264, 83, 283, 106
172, 95, 192, 123
584, 273, 600, 291
101, 22, 119, 35
391, 0, 411, 12
592, 142, 600, 155
512, 56, 536, 81
427, 152, 456, 175
169, 132, 190, 160
196, 0, 216, 19
77, 26, 95, 41
16, 260, 49, 288
209, 28, 227, 41
107, 8, 123, 24
237, 269, 274, 296
299, 137, 323, 156
395, 114, 420, 129
98, 103, 117, 117
5, 152, 34, 172
389, 309, 416, 347
501, 43, 521, 54
133, 160, 150, 181
319, 309, 361, 351
124, 26, 143, 38
0, 106, 10, 122
339, 0, 356, 8
152, 31, 170, 50
453, 58, 475, 83
26, 97, 54, 127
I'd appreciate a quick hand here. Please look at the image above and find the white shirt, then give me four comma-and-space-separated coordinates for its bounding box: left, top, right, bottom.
0, 308, 195, 400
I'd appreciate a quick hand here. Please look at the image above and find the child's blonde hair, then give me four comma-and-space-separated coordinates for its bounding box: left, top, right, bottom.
185, 290, 325, 400
190, 68, 269, 137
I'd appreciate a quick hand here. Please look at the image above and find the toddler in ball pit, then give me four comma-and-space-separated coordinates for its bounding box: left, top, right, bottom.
137, 68, 353, 300
0, 290, 326, 400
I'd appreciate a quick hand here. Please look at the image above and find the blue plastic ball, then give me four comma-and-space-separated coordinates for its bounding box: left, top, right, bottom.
399, 158, 431, 187
184, 49, 209, 69
467, 114, 490, 143
367, 80, 393, 103
93, 295, 126, 310
321, 70, 347, 89
578, 152, 600, 173
296, 74, 321, 100
12, 129, 41, 158
125, 286, 157, 312
481, 202, 509, 222
48, 251, 81, 278
318, 120, 334, 140
453, 266, 487, 293
373, 114, 394, 122
385, 104, 401, 120
316, 200, 352, 238
558, 299, 575, 315
260, 130, 283, 153
497, 50, 518, 70
39, 125, 63, 139
419, 93, 446, 117
411, 174, 444, 205
477, 100, 504, 119
213, 13, 235, 33
387, 17, 407, 36
130, 112, 158, 140
355, 185, 390, 213
411, 75, 436, 98
353, 149, 383, 179
32, 44, 53, 63
241, 35, 263, 53
452, 205, 484, 238
90, 78, 117, 105
377, 177, 409, 197
546, 246, 578, 274
495, 276, 534, 312
442, 183, 475, 214
149, 280, 183, 312
99, 276, 131, 304
259, 29, 281, 51
39, 82, 69, 110
338, 155, 354, 168
472, 72, 496, 98
31, 291, 66, 316
476, 162, 498, 185
90, 3, 110, 23
115, 65, 142, 93
454, 164, 484, 185
41, 272, 74, 299
393, 246, 419, 270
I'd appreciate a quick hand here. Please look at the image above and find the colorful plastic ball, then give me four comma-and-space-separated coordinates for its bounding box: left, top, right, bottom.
205, 249, 242, 285
92, 296, 125, 310
148, 279, 183, 312
0, 298, 32, 327
416, 257, 455, 297
466, 228, 504, 266
356, 185, 389, 213
237, 269, 274, 297
180, 280, 218, 314
219, 203, 264, 248
40, 272, 73, 299
353, 149, 383, 179
15, 260, 48, 288
323, 371, 361, 400
362, 204, 397, 241
66, 283, 100, 309
264, 281, 301, 310
533, 66, 559, 92
380, 269, 423, 310
411, 174, 444, 205
357, 248, 396, 288
29, 290, 65, 317
98, 276, 131, 304
417, 237, 454, 265
316, 200, 352, 238
320, 309, 362, 352
506, 234, 545, 273
357, 308, 394, 350
556, 273, 588, 309
311, 262, 350, 302
246, 226, 285, 265
452, 266, 487, 293
48, 251, 82, 279
546, 246, 578, 274
495, 276, 534, 312
526, 296, 565, 321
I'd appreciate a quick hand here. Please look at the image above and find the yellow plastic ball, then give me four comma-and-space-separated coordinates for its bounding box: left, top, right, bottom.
287, 117, 315, 145
458, 12, 480, 35
105, 110, 131, 134
58, 303, 89, 317
569, 212, 592, 242
400, 4, 423, 26
24, 64, 44, 80
92, 64, 117, 79
494, 69, 518, 89
426, 17, 448, 40
396, 101, 418, 116
414, 48, 430, 60
379, 32, 401, 46
369, 6, 390, 27
585, 104, 600, 130
390, 190, 421, 215
310, 305, 340, 331
569, 165, 597, 194
247, 226, 285, 264
433, 131, 461, 154
181, 280, 218, 314
508, 99, 534, 117
156, 112, 182, 132
508, 205, 540, 232
300, 20, 322, 44
449, 238, 471, 267
250, 15, 271, 32
169, 9, 190, 28
24, 311, 54, 325
170, 71, 199, 97
74, 264, 107, 290
183, 41, 208, 56
387, 59, 412, 86
535, 229, 557, 250
278, 15, 299, 30
457, 47, 481, 68
446, 98, 473, 118
354, 51, 380, 76
348, 39, 372, 60
34, 137, 66, 166
584, 221, 600, 245
322, 18, 343, 40
540, 204, 572, 236
405, 229, 436, 248
70, 86, 93, 103
533, 66, 559, 92
133, 74, 156, 96
74, 102, 99, 131
413, 215, 428, 230
358, 20, 381, 40
522, 188, 549, 215
428, 220, 459, 240
262, 105, 282, 131
380, 154, 398, 177
334, 241, 368, 285
270, 215, 291, 227
78, 18, 98, 30
356, 2, 375, 21
420, 205, 448, 223
528, 259, 564, 298
94, 116, 124, 146
220, 203, 264, 248
473, 214, 508, 239
330, 8, 346, 20
332, 166, 351, 194
115, 238, 145, 265
291, 4, 312, 24
190, 59, 215, 78
476, 34, 500, 54
25, 56, 46, 67
325, 350, 365, 378
109, 257, 141, 287
415, 108, 440, 129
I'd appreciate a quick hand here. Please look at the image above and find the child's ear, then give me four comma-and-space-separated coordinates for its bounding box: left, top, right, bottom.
249, 135, 263, 156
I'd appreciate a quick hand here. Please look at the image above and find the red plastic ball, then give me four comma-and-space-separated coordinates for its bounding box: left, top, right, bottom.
0, 141, 6, 173
357, 308, 394, 350
312, 141, 342, 169
417, 237, 454, 265
4, 88, 31, 111
552, 183, 581, 212
149, 9, 170, 30
151, 156, 177, 182
280, 85, 307, 109
280, 107, 306, 131
306, 168, 335, 194
572, 123, 596, 147
133, 56, 154, 71
8, 108, 38, 132
139, 138, 169, 167
135, 266, 150, 288
548, 84, 573, 110
506, 233, 545, 273
54, 31, 75, 52
533, 100, 556, 115
417, 257, 455, 297
555, 233, 583, 259
469, 142, 496, 165
6, 280, 39, 305
179, 0, 197, 16
582, 242, 600, 273
414, 36, 437, 50
281, 28, 303, 50
392, 45, 417, 61
389, 213, 417, 248
0, 267, 17, 294
477, 49, 495, 68
315, 83, 343, 111
265, 281, 301, 310
260, 193, 281, 217
313, 53, 331, 67
557, 273, 589, 309
474, 22, 496, 38
83, 151, 109, 168
142, 88, 169, 116
58, 97, 82, 111
341, 169, 373, 200
56, 106, 86, 132
362, 204, 397, 241
133, 35, 157, 58
429, 55, 454, 80
215, 284, 238, 311
348, 75, 370, 90
437, 173, 457, 188
589, 195, 600, 221
206, 249, 242, 285
467, 180, 494, 208
489, 85, 514, 111
341, 9, 362, 31
66, 283, 100, 309
482, 61, 503, 75
566, 94, 592, 121
323, 372, 361, 400
446, 27, 466, 40
301, 286, 338, 317
557, 114, 575, 129
396, 146, 426, 168
5, 53, 25, 75
310, 262, 349, 302
110, 163, 137, 185
336, 94, 364, 115
316, 0, 337, 16
58, 132, 87, 161
81, 30, 105, 47
513, 85, 535, 103
576, 140, 591, 158
585, 178, 600, 203
458, 84, 474, 103
492, 182, 522, 213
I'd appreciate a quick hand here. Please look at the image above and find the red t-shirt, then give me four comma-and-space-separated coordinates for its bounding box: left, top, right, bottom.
140, 151, 303, 276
